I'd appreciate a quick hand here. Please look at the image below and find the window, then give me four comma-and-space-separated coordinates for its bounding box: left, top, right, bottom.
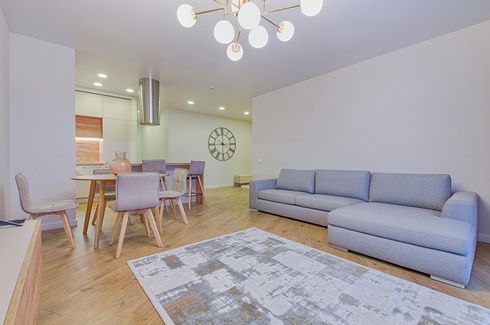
76, 115, 103, 164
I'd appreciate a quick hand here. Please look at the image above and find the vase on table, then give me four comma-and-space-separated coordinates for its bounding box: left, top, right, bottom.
109, 151, 131, 175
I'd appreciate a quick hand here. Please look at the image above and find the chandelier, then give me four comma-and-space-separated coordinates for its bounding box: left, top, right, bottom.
177, 0, 324, 61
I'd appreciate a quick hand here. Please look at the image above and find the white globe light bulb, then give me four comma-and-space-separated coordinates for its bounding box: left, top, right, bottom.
276, 21, 295, 42
227, 42, 244, 61
248, 25, 268, 49
214, 20, 235, 44
238, 2, 261, 30
300, 0, 323, 17
177, 4, 196, 28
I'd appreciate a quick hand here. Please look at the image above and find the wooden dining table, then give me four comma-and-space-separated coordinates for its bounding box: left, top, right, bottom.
71, 173, 167, 250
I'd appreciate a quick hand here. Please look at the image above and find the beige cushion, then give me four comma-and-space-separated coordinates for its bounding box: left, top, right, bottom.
160, 190, 184, 199
30, 200, 78, 214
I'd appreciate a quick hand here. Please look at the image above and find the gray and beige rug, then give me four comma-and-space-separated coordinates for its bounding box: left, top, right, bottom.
128, 228, 490, 325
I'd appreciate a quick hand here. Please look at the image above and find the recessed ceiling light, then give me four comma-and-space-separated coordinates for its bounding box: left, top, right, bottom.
126, 88, 134, 93
187, 100, 195, 105
244, 111, 250, 115
97, 73, 108, 79
209, 85, 215, 90
219, 106, 225, 111
93, 82, 103, 87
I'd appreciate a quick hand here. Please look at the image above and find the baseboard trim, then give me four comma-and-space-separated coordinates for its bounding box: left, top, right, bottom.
478, 233, 490, 243
206, 184, 234, 189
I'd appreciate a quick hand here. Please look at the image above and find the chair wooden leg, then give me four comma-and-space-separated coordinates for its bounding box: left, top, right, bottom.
145, 209, 163, 248
147, 211, 154, 238
59, 211, 76, 249
153, 207, 159, 222
141, 213, 151, 237
172, 200, 177, 218
83, 180, 96, 235
110, 213, 123, 246
157, 201, 164, 233
176, 199, 188, 225
188, 177, 192, 211
92, 204, 99, 226
115, 212, 129, 259
197, 175, 207, 207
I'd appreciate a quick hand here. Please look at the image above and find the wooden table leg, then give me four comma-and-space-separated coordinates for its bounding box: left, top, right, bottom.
94, 181, 105, 250
197, 175, 206, 207
83, 181, 96, 235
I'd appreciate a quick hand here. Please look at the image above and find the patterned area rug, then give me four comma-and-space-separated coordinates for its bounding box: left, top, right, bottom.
128, 228, 490, 325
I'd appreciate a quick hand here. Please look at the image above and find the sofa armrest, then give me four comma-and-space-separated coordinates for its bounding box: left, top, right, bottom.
440, 191, 478, 227
249, 178, 277, 209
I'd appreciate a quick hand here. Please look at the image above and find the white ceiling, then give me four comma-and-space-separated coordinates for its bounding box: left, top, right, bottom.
1, 0, 490, 121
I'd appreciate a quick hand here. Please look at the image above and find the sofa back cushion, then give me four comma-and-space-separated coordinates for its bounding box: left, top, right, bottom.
276, 169, 315, 193
315, 170, 371, 201
369, 173, 452, 211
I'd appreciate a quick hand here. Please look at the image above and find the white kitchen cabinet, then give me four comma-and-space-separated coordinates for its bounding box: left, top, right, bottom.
75, 91, 103, 117
103, 96, 132, 121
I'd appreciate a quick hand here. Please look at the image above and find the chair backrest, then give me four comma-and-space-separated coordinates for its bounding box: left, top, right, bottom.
115, 173, 160, 212
15, 173, 33, 214
172, 169, 188, 193
189, 160, 205, 175
142, 159, 166, 173
93, 168, 115, 192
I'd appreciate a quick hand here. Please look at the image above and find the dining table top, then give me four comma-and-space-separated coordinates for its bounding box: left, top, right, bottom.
71, 173, 168, 182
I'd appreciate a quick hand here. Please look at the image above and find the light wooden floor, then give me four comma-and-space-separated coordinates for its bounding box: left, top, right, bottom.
39, 187, 490, 324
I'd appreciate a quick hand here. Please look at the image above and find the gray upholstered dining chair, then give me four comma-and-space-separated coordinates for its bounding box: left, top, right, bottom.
91, 168, 116, 226
142, 159, 167, 190
158, 169, 189, 232
109, 172, 163, 258
187, 160, 207, 210
15, 173, 77, 249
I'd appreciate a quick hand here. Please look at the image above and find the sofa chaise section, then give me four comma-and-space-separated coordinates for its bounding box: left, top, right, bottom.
328, 173, 478, 287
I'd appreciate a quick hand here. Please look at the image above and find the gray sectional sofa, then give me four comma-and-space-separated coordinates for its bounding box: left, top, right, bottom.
249, 169, 478, 288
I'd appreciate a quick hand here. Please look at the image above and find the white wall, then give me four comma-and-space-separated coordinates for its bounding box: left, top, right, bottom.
167, 109, 252, 188
9, 33, 76, 229
139, 113, 168, 160
138, 85, 169, 160
0, 7, 9, 220
253, 20, 490, 241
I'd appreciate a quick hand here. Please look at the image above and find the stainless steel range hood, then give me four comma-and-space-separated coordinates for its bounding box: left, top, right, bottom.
138, 78, 160, 125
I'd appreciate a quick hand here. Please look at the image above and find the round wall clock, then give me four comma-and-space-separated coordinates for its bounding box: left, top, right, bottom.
208, 127, 236, 161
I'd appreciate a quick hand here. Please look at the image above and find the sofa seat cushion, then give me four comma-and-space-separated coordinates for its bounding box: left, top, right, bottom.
257, 189, 306, 205
329, 202, 473, 255
295, 194, 363, 212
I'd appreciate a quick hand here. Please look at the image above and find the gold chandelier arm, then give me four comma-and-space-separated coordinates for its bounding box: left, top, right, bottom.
266, 3, 300, 14
212, 0, 227, 7
261, 15, 280, 30
195, 7, 225, 17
